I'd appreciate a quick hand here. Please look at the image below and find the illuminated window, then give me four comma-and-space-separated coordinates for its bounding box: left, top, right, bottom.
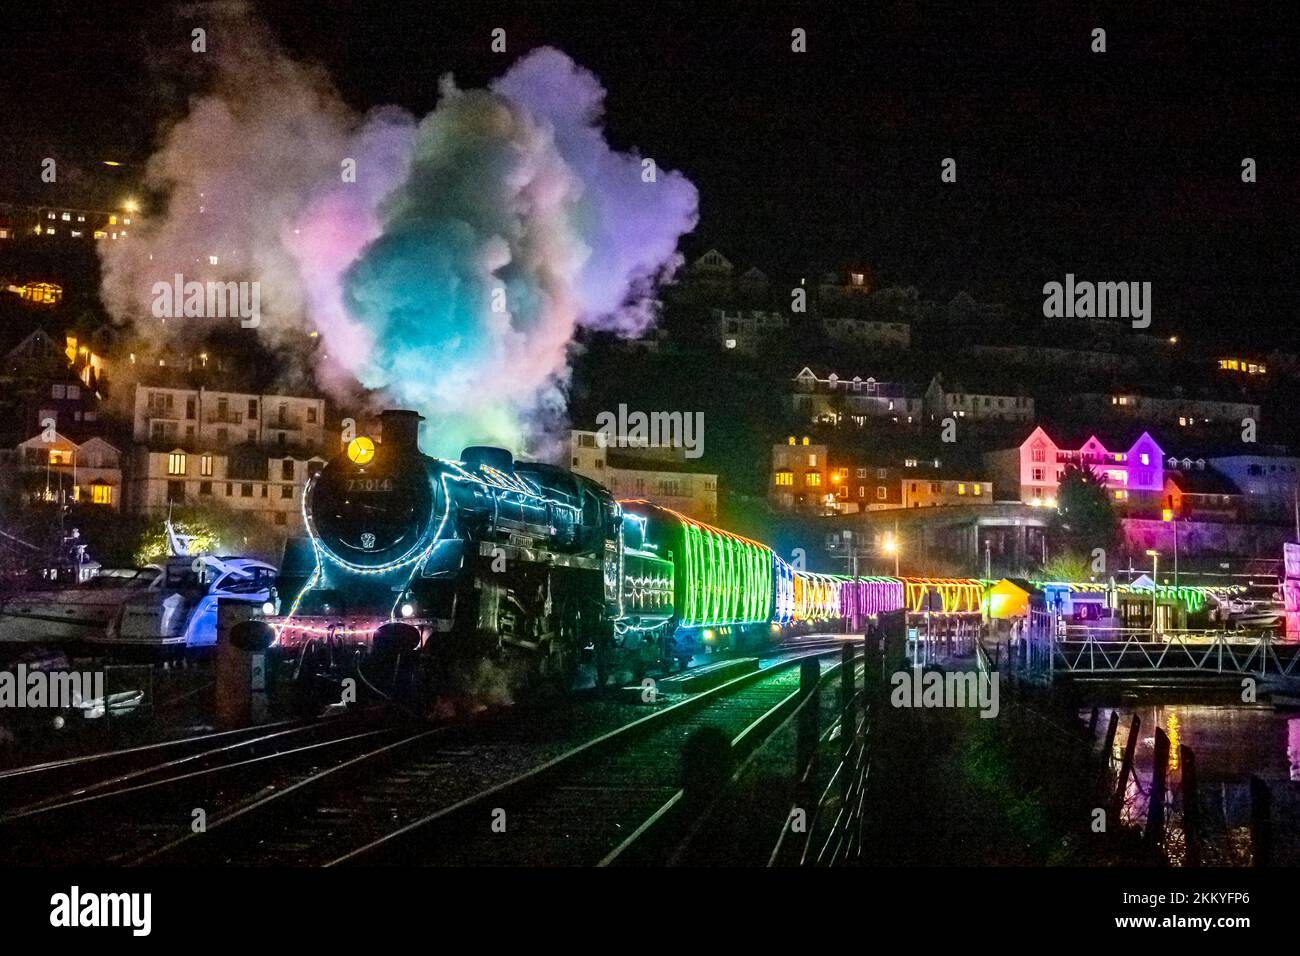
876, 485, 887, 500
801, 436, 809, 446
1140, 453, 1149, 466
806, 472, 822, 487
807, 454, 817, 467
775, 470, 793, 486
167, 452, 187, 476
91, 484, 112, 505
787, 436, 795, 445
724, 338, 737, 349
1114, 489, 1128, 500
973, 484, 982, 496
200, 455, 213, 477
49, 449, 72, 466
958, 483, 967, 495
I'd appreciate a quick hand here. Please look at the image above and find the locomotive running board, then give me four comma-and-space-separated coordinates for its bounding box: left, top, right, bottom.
475, 541, 603, 571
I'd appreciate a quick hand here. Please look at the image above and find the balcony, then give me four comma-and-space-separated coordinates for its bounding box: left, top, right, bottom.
206, 410, 244, 425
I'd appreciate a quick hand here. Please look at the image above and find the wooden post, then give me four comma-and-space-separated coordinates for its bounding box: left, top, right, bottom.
1250, 775, 1272, 867
1087, 705, 1100, 738
1112, 714, 1141, 826
216, 601, 263, 728
1180, 746, 1201, 867
1102, 710, 1119, 756
1144, 728, 1170, 848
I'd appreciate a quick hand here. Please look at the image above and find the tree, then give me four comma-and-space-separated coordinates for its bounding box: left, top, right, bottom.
1040, 551, 1092, 583
1049, 462, 1120, 560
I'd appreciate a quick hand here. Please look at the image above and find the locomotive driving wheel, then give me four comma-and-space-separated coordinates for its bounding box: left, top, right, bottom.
541, 598, 582, 692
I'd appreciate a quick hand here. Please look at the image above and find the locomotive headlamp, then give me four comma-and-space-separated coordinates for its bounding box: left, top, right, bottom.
261, 601, 276, 616
347, 436, 376, 465
400, 602, 415, 618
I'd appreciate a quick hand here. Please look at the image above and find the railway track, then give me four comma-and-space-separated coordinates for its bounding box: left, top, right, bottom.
120, 646, 843, 865
0, 712, 427, 865
0, 636, 855, 866
331, 646, 850, 866
0, 715, 345, 811
322, 650, 852, 868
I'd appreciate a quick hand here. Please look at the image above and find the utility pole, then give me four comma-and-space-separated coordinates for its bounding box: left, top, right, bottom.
1146, 549, 1159, 639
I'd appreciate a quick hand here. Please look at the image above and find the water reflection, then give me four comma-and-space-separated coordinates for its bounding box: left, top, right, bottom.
1092, 702, 1299, 865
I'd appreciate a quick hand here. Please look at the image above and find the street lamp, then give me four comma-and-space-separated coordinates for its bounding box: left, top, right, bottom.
1145, 549, 1159, 639
882, 531, 899, 576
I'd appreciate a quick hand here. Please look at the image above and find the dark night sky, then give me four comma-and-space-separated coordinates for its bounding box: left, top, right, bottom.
2, 0, 1296, 347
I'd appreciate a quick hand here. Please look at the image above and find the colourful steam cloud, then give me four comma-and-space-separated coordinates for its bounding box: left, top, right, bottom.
99, 17, 697, 457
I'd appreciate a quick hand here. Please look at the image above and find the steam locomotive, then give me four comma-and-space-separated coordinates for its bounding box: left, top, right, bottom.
257, 409, 840, 707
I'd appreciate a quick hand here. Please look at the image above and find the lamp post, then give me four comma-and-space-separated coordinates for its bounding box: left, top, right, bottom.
1146, 548, 1159, 639
1163, 506, 1179, 588
883, 525, 900, 576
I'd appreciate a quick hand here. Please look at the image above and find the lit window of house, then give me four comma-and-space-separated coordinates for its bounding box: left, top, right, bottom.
775, 470, 793, 486
200, 455, 213, 477
167, 452, 187, 476
806, 472, 822, 487
92, 484, 112, 505
1114, 489, 1128, 501
973, 484, 982, 495
876, 486, 887, 500
958, 483, 967, 495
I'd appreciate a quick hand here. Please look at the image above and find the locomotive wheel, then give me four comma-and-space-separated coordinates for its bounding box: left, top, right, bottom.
591, 619, 614, 691
542, 600, 582, 692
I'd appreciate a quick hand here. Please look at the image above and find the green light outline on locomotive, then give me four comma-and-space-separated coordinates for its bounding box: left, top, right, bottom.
260, 409, 799, 702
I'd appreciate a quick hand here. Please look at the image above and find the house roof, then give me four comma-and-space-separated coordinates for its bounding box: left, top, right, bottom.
1024, 424, 1164, 455
1166, 468, 1241, 496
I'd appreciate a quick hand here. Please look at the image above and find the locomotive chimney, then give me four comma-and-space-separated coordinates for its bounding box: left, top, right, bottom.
380, 409, 423, 454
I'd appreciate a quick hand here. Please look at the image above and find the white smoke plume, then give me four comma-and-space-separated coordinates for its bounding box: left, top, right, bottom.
100, 6, 698, 457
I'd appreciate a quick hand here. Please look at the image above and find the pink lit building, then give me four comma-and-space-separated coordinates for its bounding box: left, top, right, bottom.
984, 426, 1165, 511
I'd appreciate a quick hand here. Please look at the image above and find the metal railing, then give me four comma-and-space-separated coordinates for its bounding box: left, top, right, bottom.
1030, 629, 1300, 678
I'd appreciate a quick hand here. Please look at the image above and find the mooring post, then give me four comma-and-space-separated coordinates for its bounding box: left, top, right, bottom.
1087, 705, 1099, 738
216, 600, 265, 729
1180, 746, 1201, 867
795, 657, 821, 799
1144, 728, 1170, 848
1112, 713, 1141, 826
1250, 775, 1272, 867
1102, 710, 1119, 756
